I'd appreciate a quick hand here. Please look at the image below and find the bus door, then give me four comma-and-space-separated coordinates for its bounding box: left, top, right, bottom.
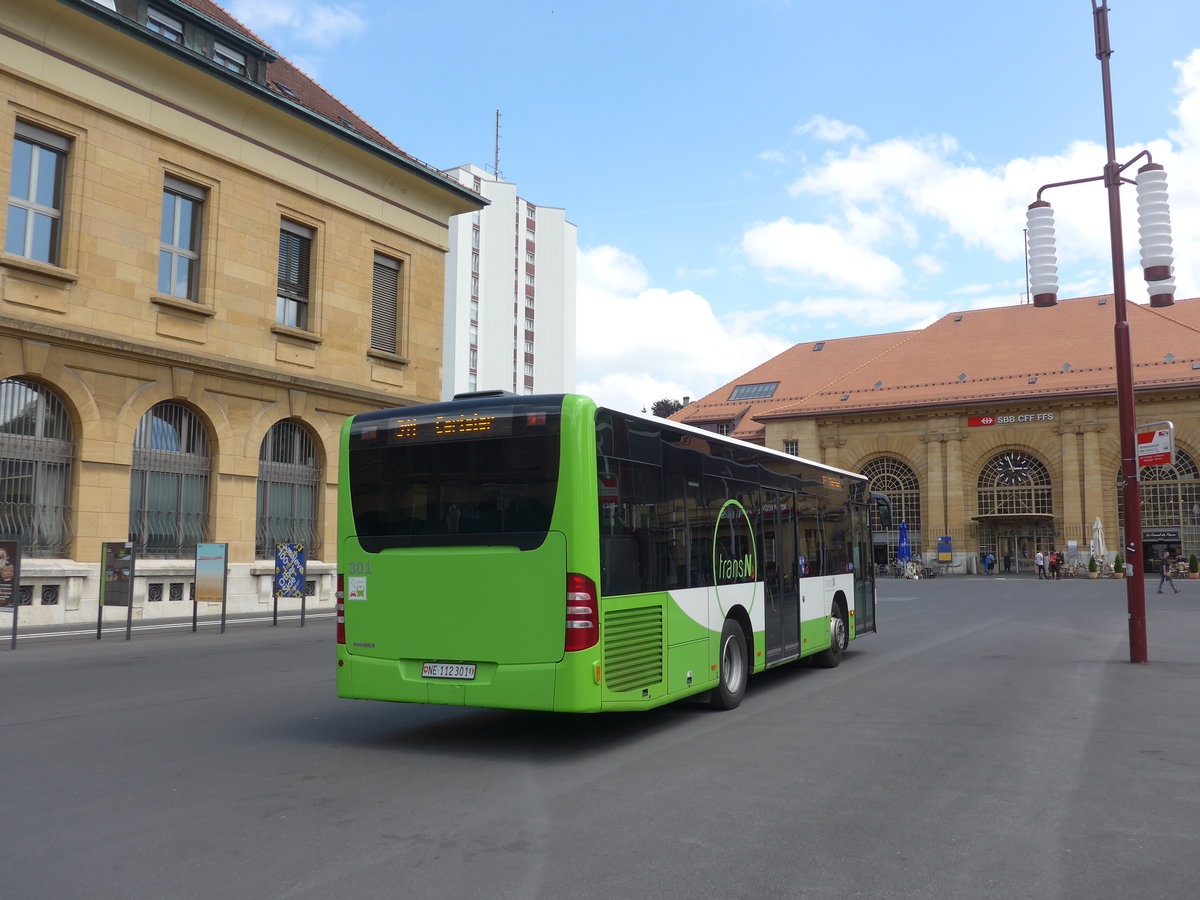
762, 490, 800, 664
851, 503, 876, 634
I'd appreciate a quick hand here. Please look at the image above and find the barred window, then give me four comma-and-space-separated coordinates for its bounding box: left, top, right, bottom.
129, 402, 210, 558
256, 421, 320, 558
1118, 447, 1200, 558
0, 379, 72, 556
862, 457, 921, 557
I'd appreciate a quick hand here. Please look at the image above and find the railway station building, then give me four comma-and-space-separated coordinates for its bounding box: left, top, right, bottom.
674, 296, 1200, 575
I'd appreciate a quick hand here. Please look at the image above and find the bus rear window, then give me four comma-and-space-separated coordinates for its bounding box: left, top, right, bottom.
347, 403, 561, 550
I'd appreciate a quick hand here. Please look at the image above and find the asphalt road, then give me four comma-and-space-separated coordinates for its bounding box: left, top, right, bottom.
2, 574, 1197, 899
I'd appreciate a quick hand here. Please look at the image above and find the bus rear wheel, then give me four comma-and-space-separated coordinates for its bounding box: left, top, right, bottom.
710, 618, 748, 709
814, 603, 848, 668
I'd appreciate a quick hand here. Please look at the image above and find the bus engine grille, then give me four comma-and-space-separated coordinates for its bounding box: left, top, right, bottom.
603, 606, 664, 692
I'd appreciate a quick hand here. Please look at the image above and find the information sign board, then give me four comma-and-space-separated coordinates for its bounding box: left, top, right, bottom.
1136, 422, 1175, 468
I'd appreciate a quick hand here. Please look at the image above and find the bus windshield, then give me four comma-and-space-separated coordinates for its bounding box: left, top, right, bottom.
346, 398, 563, 551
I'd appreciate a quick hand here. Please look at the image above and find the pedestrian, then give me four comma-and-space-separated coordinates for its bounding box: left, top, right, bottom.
1158, 551, 1181, 594
1003, 555, 1012, 574
1049, 549, 1060, 580
1035, 550, 1046, 579
986, 552, 995, 575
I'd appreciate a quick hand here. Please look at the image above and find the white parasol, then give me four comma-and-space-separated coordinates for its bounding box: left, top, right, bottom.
1090, 516, 1108, 563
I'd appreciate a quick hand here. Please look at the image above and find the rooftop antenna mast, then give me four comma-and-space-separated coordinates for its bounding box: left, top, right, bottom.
493, 109, 503, 180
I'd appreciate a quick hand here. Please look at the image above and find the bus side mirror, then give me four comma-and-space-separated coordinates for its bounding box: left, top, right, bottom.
870, 492, 893, 529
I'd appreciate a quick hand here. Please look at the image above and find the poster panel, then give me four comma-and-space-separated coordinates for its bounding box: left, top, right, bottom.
937, 536, 953, 563
194, 543, 228, 604
1, 538, 19, 610
273, 543, 307, 598
101, 542, 134, 607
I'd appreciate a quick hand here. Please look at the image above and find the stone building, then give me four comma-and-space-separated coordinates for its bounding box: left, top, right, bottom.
1, 0, 483, 623
675, 296, 1200, 574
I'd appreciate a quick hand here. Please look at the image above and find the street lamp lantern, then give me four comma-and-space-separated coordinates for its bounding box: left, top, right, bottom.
1025, 201, 1059, 307
1134, 163, 1176, 306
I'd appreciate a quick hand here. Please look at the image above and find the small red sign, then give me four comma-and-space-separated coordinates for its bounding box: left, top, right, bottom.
1137, 428, 1173, 467
599, 475, 618, 505
968, 416, 995, 427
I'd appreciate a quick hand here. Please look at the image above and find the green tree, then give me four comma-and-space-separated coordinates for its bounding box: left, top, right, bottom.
651, 398, 684, 417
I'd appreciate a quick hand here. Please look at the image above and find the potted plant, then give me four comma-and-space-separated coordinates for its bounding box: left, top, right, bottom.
1189, 553, 1199, 580
1113, 554, 1126, 578
1087, 556, 1099, 578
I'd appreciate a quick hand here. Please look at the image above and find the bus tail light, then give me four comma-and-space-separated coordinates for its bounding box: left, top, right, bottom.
336, 574, 345, 645
565, 573, 598, 652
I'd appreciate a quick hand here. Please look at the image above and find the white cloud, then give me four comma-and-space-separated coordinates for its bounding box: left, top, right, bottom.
228, 1, 365, 48
764, 295, 947, 330
914, 253, 943, 276
575, 246, 788, 413
741, 219, 907, 295
951, 283, 993, 295
767, 50, 1200, 308
795, 115, 868, 144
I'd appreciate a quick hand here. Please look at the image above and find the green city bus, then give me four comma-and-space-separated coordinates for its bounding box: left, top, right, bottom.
336, 391, 886, 712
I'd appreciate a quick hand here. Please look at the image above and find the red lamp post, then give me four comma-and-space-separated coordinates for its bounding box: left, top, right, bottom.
1024, 1, 1177, 663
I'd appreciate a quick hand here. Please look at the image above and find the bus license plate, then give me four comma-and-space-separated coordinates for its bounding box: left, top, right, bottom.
422, 662, 476, 680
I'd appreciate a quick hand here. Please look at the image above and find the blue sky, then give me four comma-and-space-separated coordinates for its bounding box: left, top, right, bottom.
229, 0, 1200, 412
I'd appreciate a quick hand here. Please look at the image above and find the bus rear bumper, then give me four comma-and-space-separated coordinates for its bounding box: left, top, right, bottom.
336, 648, 602, 712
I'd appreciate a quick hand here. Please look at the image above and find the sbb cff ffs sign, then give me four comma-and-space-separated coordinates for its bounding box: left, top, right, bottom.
968, 413, 1055, 427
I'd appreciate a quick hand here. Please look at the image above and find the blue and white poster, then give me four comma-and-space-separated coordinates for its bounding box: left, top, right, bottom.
274, 543, 306, 598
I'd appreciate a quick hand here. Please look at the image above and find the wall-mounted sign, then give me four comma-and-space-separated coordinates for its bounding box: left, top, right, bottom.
1136, 422, 1174, 468
1143, 529, 1180, 542
968, 412, 1056, 427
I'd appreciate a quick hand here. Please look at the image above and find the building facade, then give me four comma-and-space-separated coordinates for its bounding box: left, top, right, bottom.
441, 163, 576, 399
1, 0, 483, 623
675, 296, 1200, 574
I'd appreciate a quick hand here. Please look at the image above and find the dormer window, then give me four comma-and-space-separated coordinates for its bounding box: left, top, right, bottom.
274, 82, 298, 99
147, 7, 184, 43
213, 41, 247, 75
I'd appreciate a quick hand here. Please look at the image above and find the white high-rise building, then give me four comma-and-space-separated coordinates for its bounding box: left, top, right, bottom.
442, 164, 577, 399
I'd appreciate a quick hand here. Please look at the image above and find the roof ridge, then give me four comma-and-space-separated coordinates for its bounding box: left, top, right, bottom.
1137, 296, 1200, 338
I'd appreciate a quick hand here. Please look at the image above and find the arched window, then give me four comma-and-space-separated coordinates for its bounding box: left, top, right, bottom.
976, 451, 1053, 516
1118, 447, 1200, 570
256, 420, 320, 558
0, 378, 72, 556
861, 457, 921, 562
129, 401, 210, 558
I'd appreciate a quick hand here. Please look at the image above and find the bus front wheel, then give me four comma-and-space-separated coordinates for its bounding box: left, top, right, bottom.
710, 618, 748, 710
814, 603, 848, 668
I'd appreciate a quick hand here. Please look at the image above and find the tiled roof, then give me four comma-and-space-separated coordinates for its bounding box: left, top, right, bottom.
176, 0, 461, 184
674, 295, 1200, 442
